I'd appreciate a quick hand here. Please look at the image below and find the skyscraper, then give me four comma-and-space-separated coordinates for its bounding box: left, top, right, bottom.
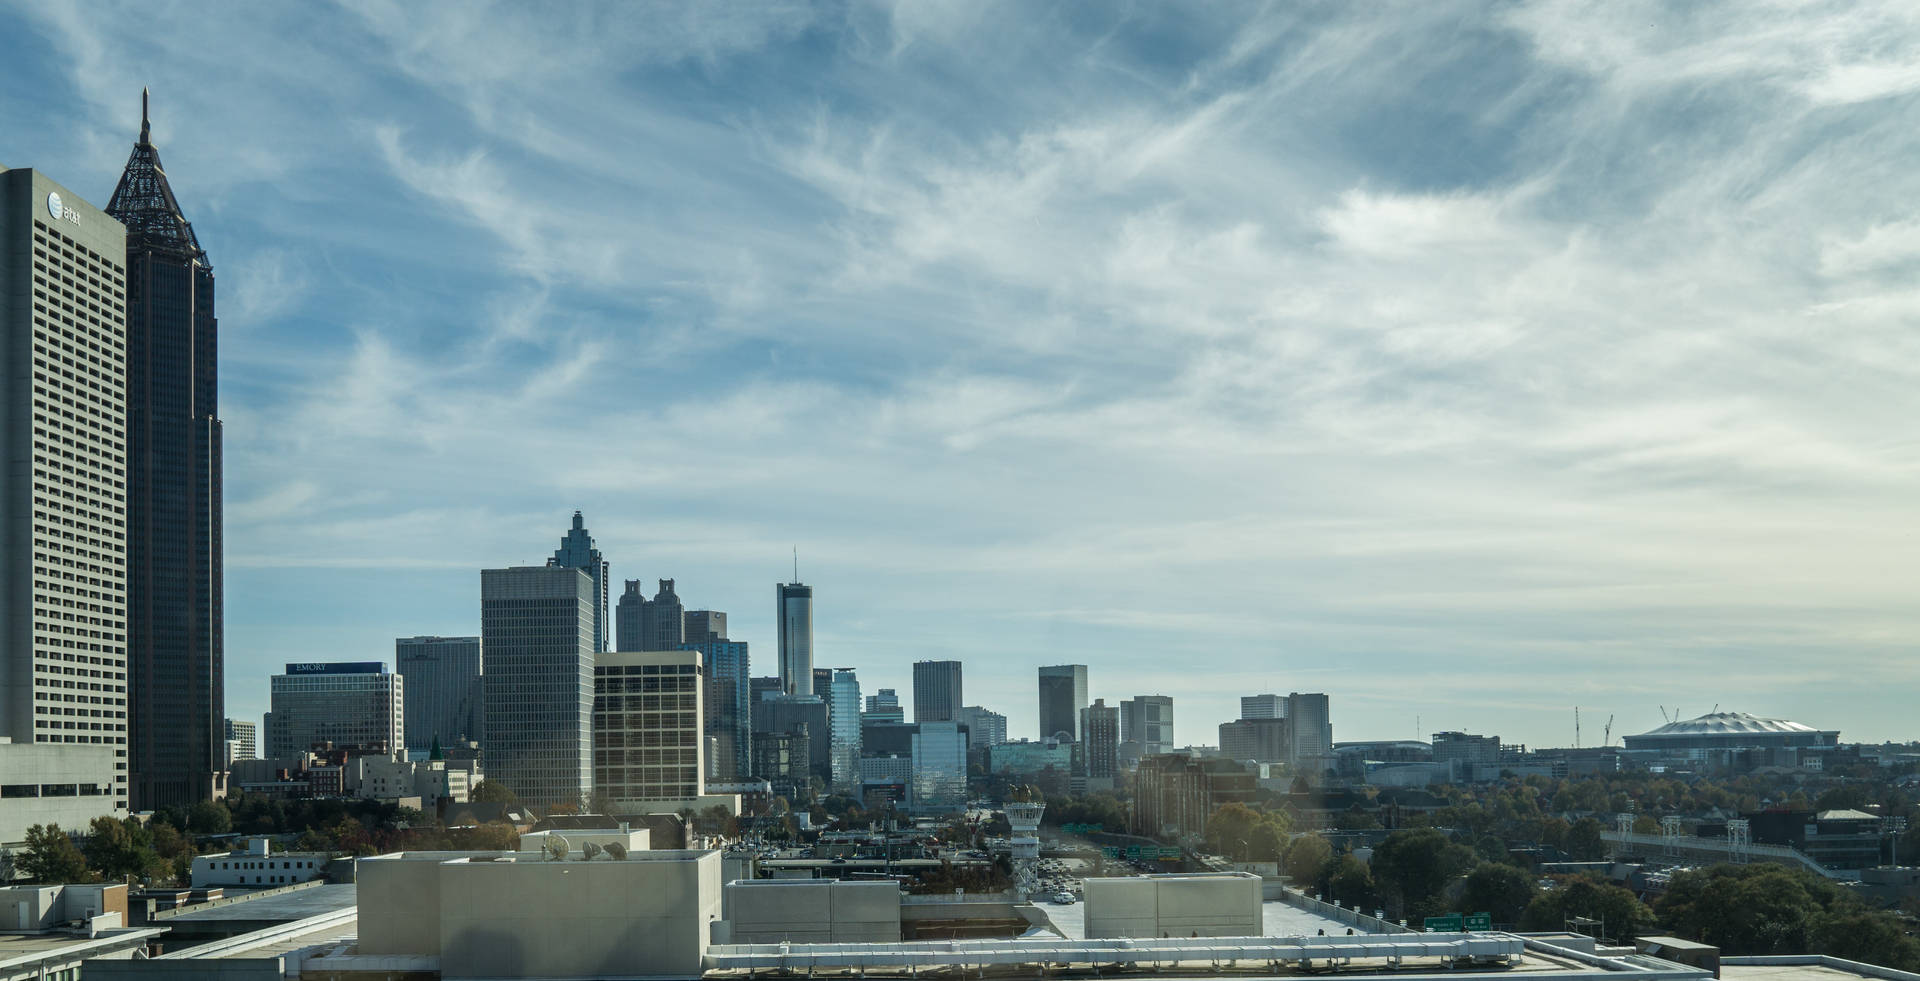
641, 579, 684, 650
1080, 699, 1119, 781
1241, 694, 1284, 720
1037, 665, 1087, 742
263, 662, 403, 757
1120, 696, 1175, 757
548, 512, 609, 653
1285, 692, 1333, 763
776, 581, 812, 696
911, 660, 962, 723
683, 610, 727, 644
593, 650, 704, 810
954, 705, 1008, 751
396, 636, 484, 752
108, 94, 226, 810
614, 580, 644, 652
680, 632, 750, 782
825, 668, 862, 794
482, 565, 596, 811
0, 165, 132, 846
863, 689, 904, 724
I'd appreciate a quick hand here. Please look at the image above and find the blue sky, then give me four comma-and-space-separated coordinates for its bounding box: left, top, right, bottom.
5, 1, 1918, 749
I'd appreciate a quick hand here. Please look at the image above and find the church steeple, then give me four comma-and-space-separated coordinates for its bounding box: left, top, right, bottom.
107, 89, 207, 264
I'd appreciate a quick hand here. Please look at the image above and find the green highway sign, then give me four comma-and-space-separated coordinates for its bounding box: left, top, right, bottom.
1423, 914, 1464, 932
1464, 912, 1492, 931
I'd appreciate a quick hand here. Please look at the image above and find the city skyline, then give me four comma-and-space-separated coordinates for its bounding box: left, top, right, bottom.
6, 4, 1920, 751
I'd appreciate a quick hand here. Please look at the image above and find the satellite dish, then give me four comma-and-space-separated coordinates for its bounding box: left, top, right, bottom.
581, 841, 603, 861
605, 842, 628, 861
543, 835, 570, 861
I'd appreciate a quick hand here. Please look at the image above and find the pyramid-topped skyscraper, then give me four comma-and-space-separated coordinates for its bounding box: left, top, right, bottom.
108, 90, 227, 809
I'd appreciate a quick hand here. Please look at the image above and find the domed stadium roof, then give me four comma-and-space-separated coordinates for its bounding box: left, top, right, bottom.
1635, 711, 1817, 737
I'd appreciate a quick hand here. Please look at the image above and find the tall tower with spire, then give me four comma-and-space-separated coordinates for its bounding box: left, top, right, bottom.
548, 511, 609, 652
108, 90, 227, 809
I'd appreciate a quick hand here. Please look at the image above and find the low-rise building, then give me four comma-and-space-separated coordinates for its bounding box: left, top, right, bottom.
190, 838, 330, 889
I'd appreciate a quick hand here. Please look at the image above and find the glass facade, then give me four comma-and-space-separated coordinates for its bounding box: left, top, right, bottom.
910, 721, 967, 813
264, 663, 403, 757
1037, 664, 1087, 742
481, 565, 596, 811
396, 636, 483, 751
827, 668, 861, 794
680, 638, 750, 782
776, 582, 812, 696
593, 651, 702, 807
547, 512, 609, 653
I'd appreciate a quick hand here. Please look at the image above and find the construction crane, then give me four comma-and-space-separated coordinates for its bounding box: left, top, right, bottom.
1604, 714, 1614, 748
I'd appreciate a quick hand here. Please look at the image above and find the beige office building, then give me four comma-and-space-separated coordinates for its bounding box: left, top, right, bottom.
0, 167, 131, 848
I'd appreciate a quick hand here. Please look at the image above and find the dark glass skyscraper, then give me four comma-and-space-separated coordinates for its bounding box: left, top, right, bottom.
108, 93, 226, 809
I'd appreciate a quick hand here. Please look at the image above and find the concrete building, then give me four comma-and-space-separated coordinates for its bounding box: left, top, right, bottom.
753, 693, 828, 785
1120, 696, 1174, 757
955, 705, 1007, 752
911, 659, 962, 723
1432, 731, 1501, 768
191, 837, 329, 888
396, 635, 483, 753
1241, 694, 1284, 720
777, 581, 813, 696
519, 827, 649, 857
1080, 699, 1120, 783
593, 650, 704, 812
1219, 717, 1288, 763
1132, 756, 1255, 839
910, 721, 967, 813
357, 848, 722, 979
547, 511, 609, 653
1082, 872, 1262, 939
354, 756, 478, 810
725, 879, 901, 943
1037, 664, 1087, 742
225, 718, 256, 763
0, 165, 131, 846
109, 100, 229, 813
481, 564, 596, 811
263, 662, 403, 758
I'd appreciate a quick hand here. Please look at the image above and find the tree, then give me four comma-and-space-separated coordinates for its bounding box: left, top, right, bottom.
17, 824, 90, 884
1521, 874, 1655, 941
470, 780, 519, 804
1283, 834, 1332, 887
1564, 817, 1605, 860
1460, 862, 1537, 927
1323, 854, 1377, 909
84, 816, 163, 881
1370, 829, 1475, 919
186, 799, 232, 835
1656, 864, 1892, 960
1810, 911, 1920, 970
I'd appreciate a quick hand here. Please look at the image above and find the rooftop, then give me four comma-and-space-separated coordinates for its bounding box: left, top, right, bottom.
1633, 712, 1823, 738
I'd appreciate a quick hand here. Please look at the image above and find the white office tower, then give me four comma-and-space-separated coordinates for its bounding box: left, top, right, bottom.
0, 168, 131, 850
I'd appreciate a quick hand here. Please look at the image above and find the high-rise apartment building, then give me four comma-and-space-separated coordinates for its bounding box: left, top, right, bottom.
1036, 665, 1087, 742
911, 660, 962, 723
1080, 699, 1120, 780
593, 650, 703, 811
683, 610, 726, 644
1121, 695, 1175, 757
0, 166, 132, 848
955, 705, 1007, 752
825, 668, 861, 794
109, 96, 226, 810
863, 689, 903, 724
547, 512, 609, 653
680, 637, 749, 782
395, 635, 483, 752
263, 662, 403, 757
481, 565, 596, 811
224, 718, 256, 763
1286, 692, 1333, 763
776, 581, 812, 696
1241, 694, 1284, 720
